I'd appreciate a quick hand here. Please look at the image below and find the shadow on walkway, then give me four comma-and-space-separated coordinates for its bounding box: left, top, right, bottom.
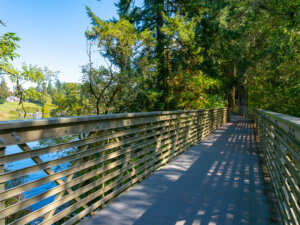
82, 115, 276, 225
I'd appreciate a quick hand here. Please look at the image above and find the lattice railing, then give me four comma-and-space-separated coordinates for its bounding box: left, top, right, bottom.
246, 109, 299, 225
0, 108, 228, 225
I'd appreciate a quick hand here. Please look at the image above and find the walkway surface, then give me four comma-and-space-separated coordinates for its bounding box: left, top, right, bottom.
82, 115, 276, 225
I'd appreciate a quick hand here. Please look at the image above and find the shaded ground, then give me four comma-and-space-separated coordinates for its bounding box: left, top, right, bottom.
82, 115, 277, 225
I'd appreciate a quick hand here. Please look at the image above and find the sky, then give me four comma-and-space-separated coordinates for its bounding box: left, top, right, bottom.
0, 0, 120, 87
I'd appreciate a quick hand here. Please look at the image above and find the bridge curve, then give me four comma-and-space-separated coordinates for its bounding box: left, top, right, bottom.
82, 115, 277, 225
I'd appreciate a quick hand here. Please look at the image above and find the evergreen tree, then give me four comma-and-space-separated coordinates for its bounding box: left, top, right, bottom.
116, 0, 174, 110
0, 77, 10, 100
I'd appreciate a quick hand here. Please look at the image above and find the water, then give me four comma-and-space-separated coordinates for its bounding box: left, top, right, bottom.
5, 138, 77, 216
2, 114, 80, 223
2, 113, 58, 210
0, 113, 47, 121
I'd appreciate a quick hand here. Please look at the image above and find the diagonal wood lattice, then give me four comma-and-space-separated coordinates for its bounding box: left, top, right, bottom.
0, 109, 228, 225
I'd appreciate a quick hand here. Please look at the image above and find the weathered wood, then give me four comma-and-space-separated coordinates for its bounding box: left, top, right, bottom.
242, 108, 299, 225
1, 124, 190, 182
0, 126, 197, 218
0, 117, 195, 165
0, 111, 201, 147
0, 108, 228, 225
0, 147, 4, 225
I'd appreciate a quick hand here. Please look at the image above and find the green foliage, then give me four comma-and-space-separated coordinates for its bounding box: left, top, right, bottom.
0, 77, 10, 100
51, 82, 93, 117
7, 64, 48, 117
84, 8, 155, 113
0, 32, 20, 72
43, 104, 49, 114
1, 63, 55, 117
86, 9, 153, 70
24, 86, 42, 102
2, 1, 297, 118
0, 25, 58, 117
177, 72, 224, 109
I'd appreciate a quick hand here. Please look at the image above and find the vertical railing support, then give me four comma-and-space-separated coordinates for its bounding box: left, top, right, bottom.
0, 147, 5, 225
0, 108, 229, 225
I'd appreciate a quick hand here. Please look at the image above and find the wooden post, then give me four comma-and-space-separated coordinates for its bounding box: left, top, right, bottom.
0, 147, 5, 225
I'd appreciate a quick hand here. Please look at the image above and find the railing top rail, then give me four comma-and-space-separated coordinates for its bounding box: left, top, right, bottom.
0, 108, 226, 147
0, 109, 214, 130
256, 109, 300, 143
0, 108, 228, 225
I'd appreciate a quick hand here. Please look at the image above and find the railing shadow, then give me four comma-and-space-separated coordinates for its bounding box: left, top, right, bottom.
84, 115, 275, 225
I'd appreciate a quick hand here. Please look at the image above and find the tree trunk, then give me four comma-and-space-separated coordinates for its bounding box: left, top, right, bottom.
228, 86, 235, 111
155, 0, 168, 110
96, 98, 100, 115
20, 100, 26, 118
238, 72, 248, 107
228, 62, 237, 111
238, 86, 248, 106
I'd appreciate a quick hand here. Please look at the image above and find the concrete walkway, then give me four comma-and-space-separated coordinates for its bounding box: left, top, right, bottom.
82, 115, 276, 225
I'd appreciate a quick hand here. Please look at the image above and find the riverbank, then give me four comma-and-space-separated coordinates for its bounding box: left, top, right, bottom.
0, 102, 44, 120
0, 102, 43, 114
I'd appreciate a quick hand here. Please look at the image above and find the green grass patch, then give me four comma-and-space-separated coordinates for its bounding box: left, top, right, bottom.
0, 102, 43, 114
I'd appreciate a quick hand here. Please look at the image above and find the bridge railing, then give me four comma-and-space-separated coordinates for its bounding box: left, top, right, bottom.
234, 106, 300, 225
0, 108, 228, 225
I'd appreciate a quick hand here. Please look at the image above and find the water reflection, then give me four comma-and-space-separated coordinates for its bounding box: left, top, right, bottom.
0, 113, 49, 121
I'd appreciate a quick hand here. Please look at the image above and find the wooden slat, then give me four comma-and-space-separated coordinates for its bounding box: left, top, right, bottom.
0, 147, 4, 225
0, 108, 228, 225
0, 121, 196, 182
0, 123, 191, 201
44, 132, 200, 225
0, 111, 200, 147
9, 127, 199, 225
1, 115, 196, 166
0, 123, 197, 203
0, 118, 193, 164
254, 109, 299, 225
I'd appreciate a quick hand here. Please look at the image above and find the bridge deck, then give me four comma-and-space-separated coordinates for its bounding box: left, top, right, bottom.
82, 115, 276, 225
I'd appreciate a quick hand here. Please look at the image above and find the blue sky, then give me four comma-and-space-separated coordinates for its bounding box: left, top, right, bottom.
0, 0, 120, 86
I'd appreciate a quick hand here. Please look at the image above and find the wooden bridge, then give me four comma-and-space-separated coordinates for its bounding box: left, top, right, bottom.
0, 108, 298, 225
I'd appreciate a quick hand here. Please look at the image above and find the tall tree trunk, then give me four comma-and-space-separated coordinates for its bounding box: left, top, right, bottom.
155, 0, 168, 110
228, 87, 235, 111
238, 72, 248, 106
227, 62, 236, 111
96, 98, 100, 115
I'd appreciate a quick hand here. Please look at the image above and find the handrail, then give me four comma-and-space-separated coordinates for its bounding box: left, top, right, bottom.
257, 109, 300, 144
0, 108, 228, 225
0, 110, 202, 130
234, 106, 300, 225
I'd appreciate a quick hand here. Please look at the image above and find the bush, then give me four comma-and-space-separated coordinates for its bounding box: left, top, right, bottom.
0, 99, 4, 104
43, 104, 50, 114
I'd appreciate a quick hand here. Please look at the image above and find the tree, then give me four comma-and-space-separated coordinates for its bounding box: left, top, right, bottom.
51, 82, 93, 117
24, 86, 42, 102
0, 18, 20, 74
0, 32, 20, 75
0, 77, 10, 100
85, 9, 153, 113
2, 64, 50, 117
0, 23, 56, 117
83, 0, 298, 116
115, 0, 173, 110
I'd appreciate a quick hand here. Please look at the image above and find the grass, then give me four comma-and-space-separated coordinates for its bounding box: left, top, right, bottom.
0, 102, 43, 115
